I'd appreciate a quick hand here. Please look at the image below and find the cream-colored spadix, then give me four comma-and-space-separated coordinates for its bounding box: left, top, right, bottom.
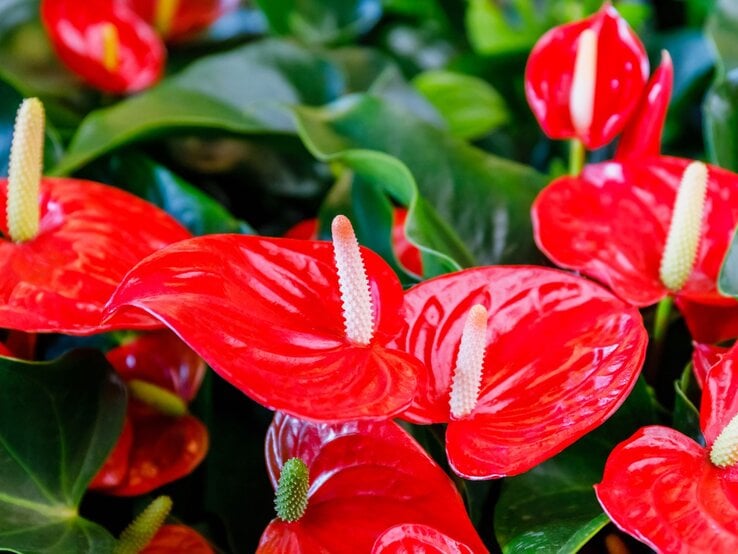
711, 412, 738, 468
570, 29, 598, 138
449, 304, 488, 419
331, 215, 375, 345
100, 22, 120, 72
6, 98, 44, 243
659, 161, 709, 292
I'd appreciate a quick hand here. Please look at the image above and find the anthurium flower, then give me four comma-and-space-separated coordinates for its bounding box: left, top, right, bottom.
41, 0, 165, 93
595, 343, 738, 552
257, 412, 487, 553
90, 331, 208, 496
533, 157, 738, 344
0, 98, 191, 334
524, 3, 648, 149
142, 525, 214, 553
692, 342, 729, 388
285, 207, 423, 275
105, 215, 423, 422
122, 0, 239, 42
371, 524, 476, 554
391, 266, 647, 479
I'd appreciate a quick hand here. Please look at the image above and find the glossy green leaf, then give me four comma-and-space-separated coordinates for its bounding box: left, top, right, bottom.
0, 350, 127, 553
673, 366, 703, 444
99, 151, 253, 235
254, 0, 382, 45
704, 69, 738, 172
719, 217, 738, 295
294, 94, 546, 276
0, 74, 63, 176
707, 0, 738, 74
495, 378, 658, 553
413, 70, 509, 139
51, 39, 347, 176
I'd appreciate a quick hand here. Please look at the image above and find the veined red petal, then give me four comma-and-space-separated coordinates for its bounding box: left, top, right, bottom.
90, 416, 134, 490
692, 342, 729, 389
394, 266, 647, 478
142, 525, 214, 554
524, 4, 648, 149
105, 234, 421, 422
701, 344, 738, 446
102, 412, 208, 496
123, 0, 239, 42
532, 157, 738, 310
615, 50, 674, 161
259, 413, 486, 554
0, 178, 190, 335
371, 524, 477, 554
595, 426, 738, 553
107, 331, 205, 402
41, 0, 165, 94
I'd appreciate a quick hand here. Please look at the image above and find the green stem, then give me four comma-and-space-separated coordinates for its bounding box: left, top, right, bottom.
568, 138, 585, 176
647, 296, 673, 383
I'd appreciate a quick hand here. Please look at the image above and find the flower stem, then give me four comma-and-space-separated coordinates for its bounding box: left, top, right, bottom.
568, 138, 585, 176
646, 296, 673, 383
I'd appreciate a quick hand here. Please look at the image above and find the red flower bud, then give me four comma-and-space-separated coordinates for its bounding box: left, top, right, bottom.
525, 4, 648, 149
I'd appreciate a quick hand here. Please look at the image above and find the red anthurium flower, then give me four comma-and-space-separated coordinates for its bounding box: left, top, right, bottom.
257, 412, 487, 553
0, 99, 191, 335
595, 343, 738, 552
90, 331, 208, 496
122, 0, 239, 42
41, 0, 165, 94
371, 524, 476, 554
142, 525, 214, 553
693, 342, 729, 388
285, 207, 423, 276
525, 3, 648, 149
533, 156, 738, 344
615, 50, 674, 162
105, 216, 423, 422
391, 266, 647, 479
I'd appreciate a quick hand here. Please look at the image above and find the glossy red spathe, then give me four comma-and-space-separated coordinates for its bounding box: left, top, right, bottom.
104, 233, 423, 422
41, 0, 165, 94
90, 331, 208, 496
532, 156, 738, 344
692, 342, 728, 389
524, 4, 648, 149
0, 178, 190, 335
257, 412, 487, 553
285, 207, 423, 276
392, 266, 648, 479
371, 524, 476, 554
141, 525, 214, 553
122, 0, 239, 42
595, 344, 738, 553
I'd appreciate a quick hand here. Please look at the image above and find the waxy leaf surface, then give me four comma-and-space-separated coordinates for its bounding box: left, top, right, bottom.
0, 350, 126, 553
106, 234, 421, 421
596, 344, 738, 552
258, 412, 486, 553
525, 4, 648, 149
533, 156, 738, 343
0, 177, 191, 334
41, 0, 165, 93
394, 266, 648, 478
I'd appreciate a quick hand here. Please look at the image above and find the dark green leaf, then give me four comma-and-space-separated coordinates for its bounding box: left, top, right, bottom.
495, 378, 658, 553
413, 70, 509, 139
293, 94, 547, 276
52, 39, 347, 176
0, 350, 126, 553
254, 0, 382, 45
719, 218, 738, 295
673, 365, 703, 444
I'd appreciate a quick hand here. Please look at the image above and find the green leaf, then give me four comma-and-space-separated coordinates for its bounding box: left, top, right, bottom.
293, 94, 546, 276
99, 151, 254, 235
673, 365, 703, 444
719, 220, 738, 295
0, 74, 63, 176
254, 0, 382, 45
707, 0, 738, 75
495, 378, 658, 553
413, 70, 509, 139
51, 39, 347, 176
465, 0, 544, 55
0, 350, 127, 553
704, 69, 738, 172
